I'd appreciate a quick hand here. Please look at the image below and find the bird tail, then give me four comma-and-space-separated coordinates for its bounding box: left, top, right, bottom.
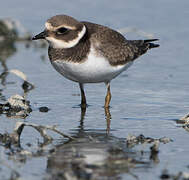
126, 38, 159, 61
144, 39, 160, 49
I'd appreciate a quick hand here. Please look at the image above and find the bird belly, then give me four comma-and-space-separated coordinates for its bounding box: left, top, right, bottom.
51, 53, 133, 83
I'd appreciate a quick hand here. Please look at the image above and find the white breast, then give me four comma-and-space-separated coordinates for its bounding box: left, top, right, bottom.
51, 47, 133, 83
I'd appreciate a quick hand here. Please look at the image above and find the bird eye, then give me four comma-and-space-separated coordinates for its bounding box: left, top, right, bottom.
57, 27, 68, 34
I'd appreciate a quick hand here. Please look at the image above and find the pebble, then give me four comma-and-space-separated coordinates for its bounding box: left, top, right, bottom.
39, 106, 49, 113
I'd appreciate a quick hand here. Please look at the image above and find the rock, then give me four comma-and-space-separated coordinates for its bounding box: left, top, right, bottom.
7, 94, 30, 111
0, 18, 31, 41
179, 114, 189, 124
126, 134, 172, 147
0, 94, 33, 118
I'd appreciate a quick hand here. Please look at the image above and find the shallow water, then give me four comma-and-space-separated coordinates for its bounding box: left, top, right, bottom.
0, 0, 189, 179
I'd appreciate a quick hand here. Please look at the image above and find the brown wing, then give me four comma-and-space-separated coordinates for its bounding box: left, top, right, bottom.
82, 21, 159, 66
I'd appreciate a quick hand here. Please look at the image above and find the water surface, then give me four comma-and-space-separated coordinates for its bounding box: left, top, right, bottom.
0, 0, 189, 179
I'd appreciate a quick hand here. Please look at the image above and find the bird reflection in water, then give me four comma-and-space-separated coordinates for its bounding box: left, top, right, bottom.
78, 105, 111, 134
46, 106, 154, 180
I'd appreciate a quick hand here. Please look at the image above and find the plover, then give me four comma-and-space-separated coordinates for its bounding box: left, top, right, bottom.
32, 15, 159, 108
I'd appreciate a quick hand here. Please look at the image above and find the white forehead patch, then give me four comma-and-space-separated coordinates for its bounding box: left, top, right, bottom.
46, 25, 86, 48
45, 22, 54, 30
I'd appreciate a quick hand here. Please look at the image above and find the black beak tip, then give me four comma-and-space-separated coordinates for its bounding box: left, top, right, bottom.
32, 31, 47, 41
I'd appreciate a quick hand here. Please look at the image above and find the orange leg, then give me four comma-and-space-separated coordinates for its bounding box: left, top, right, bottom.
105, 82, 111, 108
